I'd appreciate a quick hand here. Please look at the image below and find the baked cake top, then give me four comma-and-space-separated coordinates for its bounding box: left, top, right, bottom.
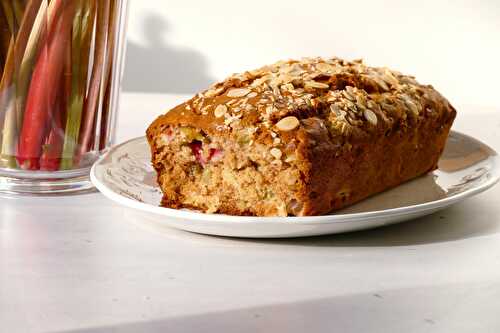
148, 57, 455, 143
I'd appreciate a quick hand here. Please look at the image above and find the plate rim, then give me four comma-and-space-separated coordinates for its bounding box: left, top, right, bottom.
91, 131, 500, 225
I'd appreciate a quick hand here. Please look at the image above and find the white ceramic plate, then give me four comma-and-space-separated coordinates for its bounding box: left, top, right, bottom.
91, 131, 500, 238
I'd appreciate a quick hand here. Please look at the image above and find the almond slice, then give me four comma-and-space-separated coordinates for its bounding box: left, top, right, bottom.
305, 81, 330, 89
276, 116, 300, 131
316, 62, 335, 73
227, 88, 251, 98
214, 105, 227, 118
363, 109, 378, 126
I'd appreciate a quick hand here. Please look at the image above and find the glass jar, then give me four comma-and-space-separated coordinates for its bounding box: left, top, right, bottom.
0, 0, 128, 194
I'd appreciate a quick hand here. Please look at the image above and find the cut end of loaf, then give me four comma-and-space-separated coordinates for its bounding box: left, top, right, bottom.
147, 124, 309, 216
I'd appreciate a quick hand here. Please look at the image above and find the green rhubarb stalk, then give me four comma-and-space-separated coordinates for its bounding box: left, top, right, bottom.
1, 0, 24, 166
12, 0, 25, 26
61, 24, 72, 125
0, 1, 15, 34
0, 4, 11, 72
0, 8, 12, 123
0, 38, 15, 167
78, 0, 96, 91
0, 1, 15, 98
0, 88, 15, 167
60, 0, 96, 170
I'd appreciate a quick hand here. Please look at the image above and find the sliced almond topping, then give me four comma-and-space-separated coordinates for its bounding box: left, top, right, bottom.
382, 69, 399, 86
404, 99, 419, 115
281, 83, 295, 92
276, 116, 300, 131
214, 104, 227, 118
265, 105, 276, 115
316, 62, 335, 73
287, 63, 304, 76
247, 92, 258, 98
270, 148, 283, 160
305, 81, 330, 89
356, 95, 366, 109
227, 88, 251, 98
204, 87, 224, 98
342, 90, 355, 102
330, 104, 346, 119
363, 109, 378, 126
372, 75, 389, 91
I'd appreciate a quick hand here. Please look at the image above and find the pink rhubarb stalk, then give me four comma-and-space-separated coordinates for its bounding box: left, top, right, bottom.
39, 92, 64, 171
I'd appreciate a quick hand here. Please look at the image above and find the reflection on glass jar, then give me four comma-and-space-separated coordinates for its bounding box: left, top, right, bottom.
0, 0, 128, 194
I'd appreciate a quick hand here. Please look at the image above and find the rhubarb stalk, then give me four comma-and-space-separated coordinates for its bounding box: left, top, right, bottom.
0, 6, 12, 73
15, 0, 47, 133
76, 0, 110, 163
40, 25, 72, 171
39, 90, 64, 171
17, 0, 75, 170
0, 0, 46, 167
60, 0, 96, 170
0, 38, 15, 167
12, 1, 25, 25
99, 0, 118, 150
0, 1, 16, 34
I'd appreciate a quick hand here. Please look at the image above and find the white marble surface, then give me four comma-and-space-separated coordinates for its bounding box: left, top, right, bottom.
1, 93, 500, 333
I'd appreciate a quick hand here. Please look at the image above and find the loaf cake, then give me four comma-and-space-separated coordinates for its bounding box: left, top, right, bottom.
146, 57, 456, 216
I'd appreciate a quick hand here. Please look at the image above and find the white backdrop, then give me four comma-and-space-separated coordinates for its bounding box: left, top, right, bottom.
123, 0, 500, 109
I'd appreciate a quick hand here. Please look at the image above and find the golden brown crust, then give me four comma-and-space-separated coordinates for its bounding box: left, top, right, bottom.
146, 57, 456, 216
